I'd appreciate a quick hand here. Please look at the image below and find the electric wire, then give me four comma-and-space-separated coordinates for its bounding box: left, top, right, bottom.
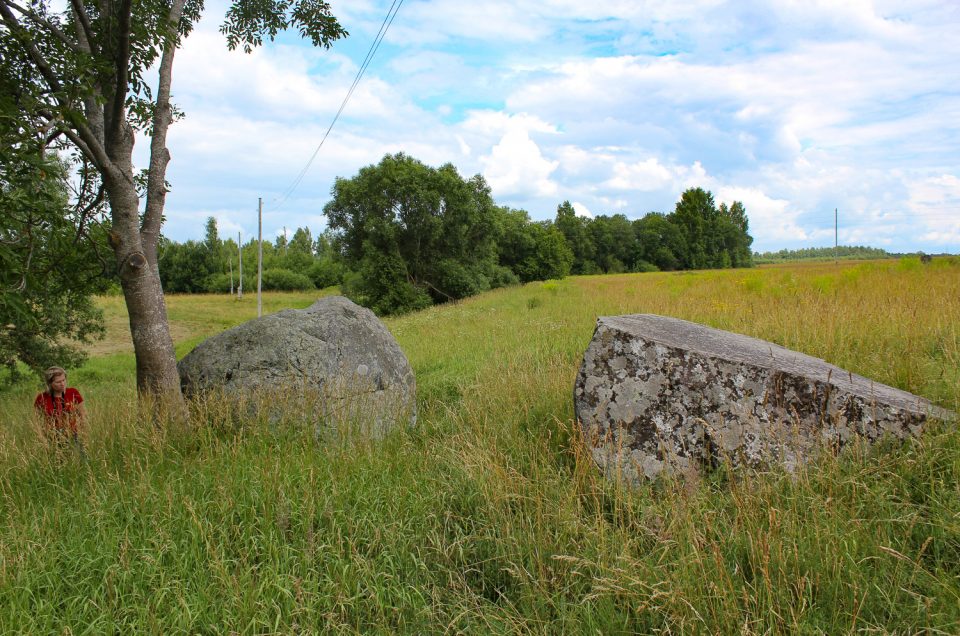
268, 0, 404, 212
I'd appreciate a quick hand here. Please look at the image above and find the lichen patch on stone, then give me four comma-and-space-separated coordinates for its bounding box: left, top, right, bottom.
574, 314, 952, 484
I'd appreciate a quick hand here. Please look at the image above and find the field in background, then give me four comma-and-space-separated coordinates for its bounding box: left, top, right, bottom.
1, 259, 958, 633
87, 289, 330, 356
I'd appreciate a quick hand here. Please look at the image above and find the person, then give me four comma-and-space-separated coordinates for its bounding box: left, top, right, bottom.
34, 366, 87, 455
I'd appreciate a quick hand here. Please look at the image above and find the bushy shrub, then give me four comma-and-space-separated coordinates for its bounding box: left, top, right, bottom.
605, 257, 627, 274
203, 273, 233, 293
308, 257, 347, 289
260, 268, 315, 291
633, 260, 659, 273
488, 265, 519, 289
432, 259, 489, 301
344, 250, 432, 316
578, 259, 603, 275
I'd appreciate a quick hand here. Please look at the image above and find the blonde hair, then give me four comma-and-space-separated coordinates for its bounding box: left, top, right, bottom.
43, 366, 66, 387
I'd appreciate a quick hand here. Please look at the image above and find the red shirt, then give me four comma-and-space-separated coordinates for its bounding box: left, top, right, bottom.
34, 388, 84, 433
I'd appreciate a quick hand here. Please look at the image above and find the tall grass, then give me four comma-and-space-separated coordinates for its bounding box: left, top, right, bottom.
1, 259, 958, 634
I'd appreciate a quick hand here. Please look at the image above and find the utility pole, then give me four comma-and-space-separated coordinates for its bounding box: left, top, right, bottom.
835, 207, 838, 264
257, 197, 263, 318
237, 232, 243, 299
283, 226, 288, 254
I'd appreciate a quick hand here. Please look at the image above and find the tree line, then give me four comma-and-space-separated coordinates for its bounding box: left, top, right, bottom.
158, 153, 754, 315
157, 219, 344, 295
753, 246, 891, 263
1, 144, 752, 381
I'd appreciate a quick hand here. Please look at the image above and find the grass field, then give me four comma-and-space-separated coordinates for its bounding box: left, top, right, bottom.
1, 258, 958, 634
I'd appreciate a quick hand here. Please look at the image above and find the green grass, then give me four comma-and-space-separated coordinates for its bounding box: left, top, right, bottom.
1, 260, 959, 634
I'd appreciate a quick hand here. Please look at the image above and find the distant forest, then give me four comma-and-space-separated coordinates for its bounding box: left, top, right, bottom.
158, 154, 754, 315
753, 246, 892, 263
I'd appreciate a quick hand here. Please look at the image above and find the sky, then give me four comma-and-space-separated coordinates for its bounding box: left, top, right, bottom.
144, 0, 960, 253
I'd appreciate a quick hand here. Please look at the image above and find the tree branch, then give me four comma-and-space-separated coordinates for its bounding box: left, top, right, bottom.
69, 0, 98, 55
0, 2, 64, 93
142, 0, 187, 260
1, 3, 108, 168
69, 0, 106, 147
2, 0, 85, 54
106, 0, 132, 148
77, 185, 106, 229
42, 112, 110, 171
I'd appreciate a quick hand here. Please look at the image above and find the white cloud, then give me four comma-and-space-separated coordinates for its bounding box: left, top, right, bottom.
461, 111, 558, 137
142, 0, 960, 254
605, 158, 674, 191
716, 186, 808, 247
386, 0, 548, 45
909, 174, 960, 246
480, 129, 559, 198
455, 135, 471, 156
572, 202, 594, 218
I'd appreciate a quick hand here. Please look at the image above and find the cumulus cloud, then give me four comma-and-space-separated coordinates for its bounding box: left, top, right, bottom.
149, 0, 960, 253
910, 174, 960, 246
572, 202, 594, 218
716, 186, 807, 248
480, 129, 559, 198
605, 158, 674, 191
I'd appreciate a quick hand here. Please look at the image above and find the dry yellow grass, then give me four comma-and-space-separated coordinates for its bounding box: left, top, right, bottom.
1, 258, 958, 634
86, 289, 333, 356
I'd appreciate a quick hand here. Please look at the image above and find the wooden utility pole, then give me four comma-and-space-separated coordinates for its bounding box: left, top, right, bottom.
238, 232, 243, 299
835, 208, 838, 264
258, 197, 263, 318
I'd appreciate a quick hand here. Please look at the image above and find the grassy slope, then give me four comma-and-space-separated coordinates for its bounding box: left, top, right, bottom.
0, 260, 958, 634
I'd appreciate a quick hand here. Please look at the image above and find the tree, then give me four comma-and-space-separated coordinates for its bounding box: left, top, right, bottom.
158, 239, 211, 292
280, 226, 315, 272
633, 212, 684, 271
0, 150, 111, 382
588, 214, 634, 273
1, 54, 112, 381
670, 187, 715, 269
497, 207, 573, 283
325, 153, 501, 314
0, 0, 346, 406
721, 201, 753, 267
554, 200, 597, 274
288, 227, 313, 256
496, 208, 572, 282
308, 230, 346, 289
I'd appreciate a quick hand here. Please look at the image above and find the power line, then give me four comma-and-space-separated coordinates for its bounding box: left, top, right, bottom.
799, 210, 959, 223
269, 0, 405, 211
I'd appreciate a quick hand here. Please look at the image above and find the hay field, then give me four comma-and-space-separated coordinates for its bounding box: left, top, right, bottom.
1, 259, 958, 634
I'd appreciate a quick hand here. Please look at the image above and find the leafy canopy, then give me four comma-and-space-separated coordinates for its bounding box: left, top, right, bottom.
325, 153, 504, 314
0, 150, 111, 382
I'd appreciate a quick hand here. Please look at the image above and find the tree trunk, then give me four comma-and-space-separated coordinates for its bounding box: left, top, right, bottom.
103, 161, 185, 415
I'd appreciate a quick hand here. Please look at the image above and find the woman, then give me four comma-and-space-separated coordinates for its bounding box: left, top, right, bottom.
34, 366, 86, 452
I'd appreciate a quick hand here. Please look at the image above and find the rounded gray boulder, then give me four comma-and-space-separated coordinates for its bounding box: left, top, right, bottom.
178, 295, 416, 435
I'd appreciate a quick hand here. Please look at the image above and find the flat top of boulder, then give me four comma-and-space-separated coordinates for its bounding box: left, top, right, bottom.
599, 314, 942, 415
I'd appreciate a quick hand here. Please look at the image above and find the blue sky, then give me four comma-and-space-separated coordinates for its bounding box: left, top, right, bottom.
147, 0, 960, 253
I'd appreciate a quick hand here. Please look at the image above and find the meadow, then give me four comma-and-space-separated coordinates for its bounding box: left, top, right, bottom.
1, 258, 958, 634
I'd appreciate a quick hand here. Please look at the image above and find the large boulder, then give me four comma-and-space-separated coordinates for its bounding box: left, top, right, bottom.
575, 314, 953, 483
178, 296, 416, 436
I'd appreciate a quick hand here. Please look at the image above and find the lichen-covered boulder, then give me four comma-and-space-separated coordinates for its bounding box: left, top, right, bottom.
575, 314, 952, 483
178, 295, 416, 436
